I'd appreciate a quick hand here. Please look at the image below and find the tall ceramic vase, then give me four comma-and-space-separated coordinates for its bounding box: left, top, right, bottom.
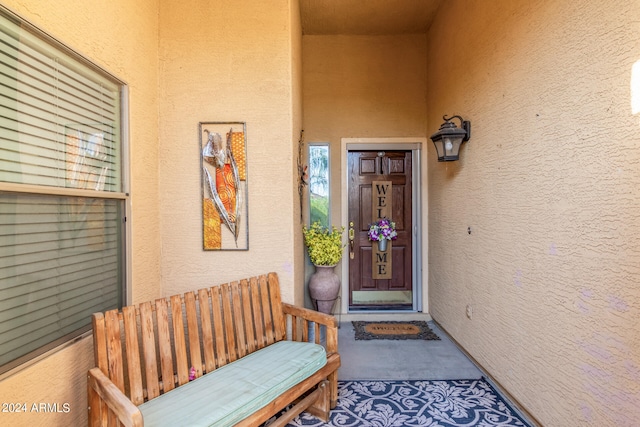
308, 265, 340, 314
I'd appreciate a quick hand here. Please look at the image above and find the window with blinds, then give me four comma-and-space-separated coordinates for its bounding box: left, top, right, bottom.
0, 7, 126, 374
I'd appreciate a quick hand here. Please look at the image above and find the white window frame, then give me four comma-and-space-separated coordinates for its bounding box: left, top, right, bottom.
0, 5, 130, 377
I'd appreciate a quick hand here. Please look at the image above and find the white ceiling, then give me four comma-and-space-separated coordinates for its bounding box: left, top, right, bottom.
300, 0, 443, 35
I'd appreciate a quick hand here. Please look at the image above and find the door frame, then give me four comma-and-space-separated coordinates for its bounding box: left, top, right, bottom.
340, 137, 427, 314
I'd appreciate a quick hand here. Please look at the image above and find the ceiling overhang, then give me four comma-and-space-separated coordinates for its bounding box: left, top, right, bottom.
300, 0, 443, 35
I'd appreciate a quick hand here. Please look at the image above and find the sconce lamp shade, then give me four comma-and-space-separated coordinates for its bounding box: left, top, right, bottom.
430, 115, 471, 161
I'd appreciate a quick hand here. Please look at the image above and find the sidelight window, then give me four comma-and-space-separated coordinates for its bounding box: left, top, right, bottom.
308, 143, 330, 226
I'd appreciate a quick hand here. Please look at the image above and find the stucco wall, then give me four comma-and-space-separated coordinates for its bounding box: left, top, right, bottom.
0, 0, 301, 424
427, 1, 640, 425
157, 0, 302, 303
0, 0, 160, 425
303, 35, 428, 144
290, 0, 305, 304
302, 34, 428, 310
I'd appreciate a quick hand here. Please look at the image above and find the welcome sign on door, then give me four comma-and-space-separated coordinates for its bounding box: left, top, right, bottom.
372, 180, 392, 279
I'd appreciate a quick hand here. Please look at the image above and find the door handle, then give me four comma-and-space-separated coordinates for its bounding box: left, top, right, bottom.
348, 221, 355, 259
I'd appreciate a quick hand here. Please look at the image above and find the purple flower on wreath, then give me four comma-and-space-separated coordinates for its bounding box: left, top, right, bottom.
368, 218, 398, 242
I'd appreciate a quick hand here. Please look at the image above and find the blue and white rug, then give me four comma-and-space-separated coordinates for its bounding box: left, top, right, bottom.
287, 379, 531, 427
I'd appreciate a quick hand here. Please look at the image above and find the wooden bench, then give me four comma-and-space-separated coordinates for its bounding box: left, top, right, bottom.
87, 272, 340, 427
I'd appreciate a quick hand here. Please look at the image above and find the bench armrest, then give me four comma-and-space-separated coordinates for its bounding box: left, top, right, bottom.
88, 367, 143, 427
281, 303, 337, 328
281, 303, 338, 353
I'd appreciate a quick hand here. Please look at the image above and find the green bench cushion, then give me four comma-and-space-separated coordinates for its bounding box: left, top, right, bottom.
138, 340, 327, 427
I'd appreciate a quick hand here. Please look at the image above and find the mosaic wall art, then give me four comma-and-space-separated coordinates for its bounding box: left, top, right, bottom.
199, 122, 248, 250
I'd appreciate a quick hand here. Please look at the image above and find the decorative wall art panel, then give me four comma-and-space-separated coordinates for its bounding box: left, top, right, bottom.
200, 122, 248, 250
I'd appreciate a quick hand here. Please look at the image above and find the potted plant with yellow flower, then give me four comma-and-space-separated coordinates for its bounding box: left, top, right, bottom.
302, 221, 345, 314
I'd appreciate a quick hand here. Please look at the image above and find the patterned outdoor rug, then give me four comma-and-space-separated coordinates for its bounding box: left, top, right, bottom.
352, 321, 440, 341
286, 379, 531, 427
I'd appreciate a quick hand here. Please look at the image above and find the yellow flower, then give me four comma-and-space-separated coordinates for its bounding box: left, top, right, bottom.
302, 221, 345, 266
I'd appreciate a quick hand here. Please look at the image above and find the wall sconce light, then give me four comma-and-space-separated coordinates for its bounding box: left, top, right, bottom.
429, 115, 471, 161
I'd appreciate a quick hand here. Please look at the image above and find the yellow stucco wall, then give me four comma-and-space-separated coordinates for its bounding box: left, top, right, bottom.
0, 0, 301, 424
303, 35, 428, 143
427, 1, 640, 425
0, 0, 301, 423
157, 0, 301, 304
302, 34, 428, 309
290, 0, 305, 301
0, 0, 160, 425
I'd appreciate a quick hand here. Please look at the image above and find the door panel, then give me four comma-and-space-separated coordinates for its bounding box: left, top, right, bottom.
348, 150, 412, 309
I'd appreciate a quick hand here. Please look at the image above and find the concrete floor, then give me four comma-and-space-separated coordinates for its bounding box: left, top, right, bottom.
332, 316, 536, 426
336, 319, 483, 380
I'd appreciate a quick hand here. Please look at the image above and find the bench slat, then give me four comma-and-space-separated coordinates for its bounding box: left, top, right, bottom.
155, 298, 174, 393
221, 283, 238, 362
170, 295, 189, 386
197, 288, 216, 373
105, 310, 125, 393
92, 313, 108, 374
250, 276, 266, 349
210, 286, 227, 367
139, 301, 160, 400
90, 312, 109, 427
231, 281, 247, 358
123, 306, 144, 405
259, 275, 275, 345
268, 272, 285, 342
302, 318, 309, 342
290, 316, 298, 341
240, 279, 256, 353
184, 292, 203, 378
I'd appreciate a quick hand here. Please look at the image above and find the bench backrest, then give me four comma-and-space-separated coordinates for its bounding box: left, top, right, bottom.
92, 272, 286, 405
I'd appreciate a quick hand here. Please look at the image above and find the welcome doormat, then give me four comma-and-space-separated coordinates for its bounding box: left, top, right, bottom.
352, 320, 440, 341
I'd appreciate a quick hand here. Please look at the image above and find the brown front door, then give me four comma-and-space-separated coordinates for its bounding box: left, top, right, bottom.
347, 150, 412, 309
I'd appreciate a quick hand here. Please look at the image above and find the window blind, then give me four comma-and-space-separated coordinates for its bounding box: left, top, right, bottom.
0, 8, 125, 374
0, 193, 122, 369
0, 12, 122, 192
